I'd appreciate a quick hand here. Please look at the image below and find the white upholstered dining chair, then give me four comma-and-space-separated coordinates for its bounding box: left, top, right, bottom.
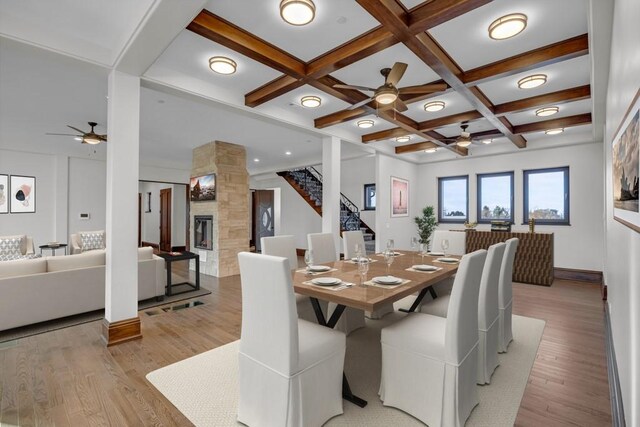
261, 235, 327, 323
421, 242, 506, 384
379, 249, 487, 427
431, 230, 466, 256
237, 252, 346, 427
308, 232, 366, 335
498, 238, 519, 353
342, 230, 366, 259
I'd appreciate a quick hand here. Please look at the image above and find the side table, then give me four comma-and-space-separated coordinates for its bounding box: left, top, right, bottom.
156, 251, 200, 296
39, 244, 68, 256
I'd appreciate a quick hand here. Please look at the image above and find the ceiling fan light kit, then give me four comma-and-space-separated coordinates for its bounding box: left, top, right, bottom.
375, 86, 398, 105
300, 95, 321, 108
518, 74, 547, 89
488, 13, 528, 40
209, 56, 237, 75
456, 139, 472, 147
280, 0, 315, 26
357, 119, 374, 128
396, 136, 411, 143
545, 128, 564, 135
535, 106, 559, 117
424, 101, 445, 112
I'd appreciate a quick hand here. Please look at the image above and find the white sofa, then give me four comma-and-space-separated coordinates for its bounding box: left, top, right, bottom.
0, 247, 165, 332
70, 230, 105, 255
0, 234, 36, 261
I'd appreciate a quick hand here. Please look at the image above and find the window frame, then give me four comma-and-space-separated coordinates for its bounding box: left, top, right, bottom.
476, 171, 515, 224
437, 175, 469, 224
523, 166, 570, 225
363, 183, 376, 211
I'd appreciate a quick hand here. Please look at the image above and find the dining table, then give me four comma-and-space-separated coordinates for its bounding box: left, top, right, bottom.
292, 250, 461, 408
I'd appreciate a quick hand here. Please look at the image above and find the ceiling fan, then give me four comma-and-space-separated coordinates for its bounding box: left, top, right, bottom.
333, 62, 447, 112
441, 123, 476, 147
46, 121, 107, 145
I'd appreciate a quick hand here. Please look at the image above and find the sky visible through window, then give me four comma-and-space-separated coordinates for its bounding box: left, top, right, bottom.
480, 175, 511, 219
441, 178, 467, 219
528, 171, 565, 218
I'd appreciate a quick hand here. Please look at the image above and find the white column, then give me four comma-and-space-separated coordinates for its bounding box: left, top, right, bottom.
105, 70, 140, 323
322, 136, 341, 255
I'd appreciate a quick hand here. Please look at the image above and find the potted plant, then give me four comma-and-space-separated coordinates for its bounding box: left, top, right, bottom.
414, 206, 438, 247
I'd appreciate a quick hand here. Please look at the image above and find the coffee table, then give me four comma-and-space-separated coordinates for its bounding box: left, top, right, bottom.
156, 251, 200, 296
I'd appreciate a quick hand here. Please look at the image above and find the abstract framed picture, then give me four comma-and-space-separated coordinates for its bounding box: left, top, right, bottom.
0, 174, 8, 214
190, 173, 216, 202
612, 89, 640, 233
391, 176, 409, 217
10, 175, 36, 213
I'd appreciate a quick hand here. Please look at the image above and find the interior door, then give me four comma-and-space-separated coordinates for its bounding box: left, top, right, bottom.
160, 188, 172, 252
253, 190, 274, 252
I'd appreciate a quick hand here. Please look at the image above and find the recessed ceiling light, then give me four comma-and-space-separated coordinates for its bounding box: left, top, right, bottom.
518, 74, 547, 89
482, 139, 493, 144
535, 106, 559, 117
301, 95, 321, 108
253, 158, 260, 162
488, 13, 527, 40
424, 101, 446, 112
280, 0, 316, 26
424, 147, 437, 153
357, 119, 375, 128
74, 137, 83, 141
285, 151, 292, 156
209, 56, 237, 75
545, 128, 564, 135
396, 136, 411, 143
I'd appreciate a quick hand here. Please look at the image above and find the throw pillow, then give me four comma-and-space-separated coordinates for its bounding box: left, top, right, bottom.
0, 236, 24, 257
80, 232, 105, 252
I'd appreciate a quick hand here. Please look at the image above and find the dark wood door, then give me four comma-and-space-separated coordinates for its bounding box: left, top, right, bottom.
253, 190, 274, 252
160, 188, 172, 252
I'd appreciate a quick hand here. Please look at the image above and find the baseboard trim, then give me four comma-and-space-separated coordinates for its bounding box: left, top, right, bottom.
554, 267, 603, 284
604, 303, 626, 426
101, 317, 142, 347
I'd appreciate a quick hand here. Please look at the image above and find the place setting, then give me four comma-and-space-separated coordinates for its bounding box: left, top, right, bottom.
296, 249, 338, 275
406, 264, 442, 274
303, 276, 354, 291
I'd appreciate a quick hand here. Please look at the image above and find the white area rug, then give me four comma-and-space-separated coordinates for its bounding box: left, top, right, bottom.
147, 314, 545, 426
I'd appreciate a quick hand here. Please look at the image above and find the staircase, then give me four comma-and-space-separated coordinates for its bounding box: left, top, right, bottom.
276, 167, 375, 247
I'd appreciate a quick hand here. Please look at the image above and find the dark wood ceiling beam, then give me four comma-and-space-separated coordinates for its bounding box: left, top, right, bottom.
493, 85, 591, 115
188, 10, 306, 77
461, 34, 589, 85
396, 141, 440, 154
513, 113, 592, 134
245, 76, 304, 107
408, 0, 494, 34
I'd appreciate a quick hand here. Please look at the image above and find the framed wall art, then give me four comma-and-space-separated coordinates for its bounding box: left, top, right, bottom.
391, 176, 409, 217
612, 88, 640, 233
0, 174, 8, 214
10, 175, 36, 213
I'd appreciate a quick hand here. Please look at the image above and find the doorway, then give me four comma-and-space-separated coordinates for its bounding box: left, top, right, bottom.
252, 189, 274, 252
138, 181, 189, 253
160, 188, 172, 252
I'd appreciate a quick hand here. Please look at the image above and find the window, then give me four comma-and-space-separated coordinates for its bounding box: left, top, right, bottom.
363, 183, 376, 210
477, 172, 514, 223
438, 175, 469, 223
524, 167, 570, 225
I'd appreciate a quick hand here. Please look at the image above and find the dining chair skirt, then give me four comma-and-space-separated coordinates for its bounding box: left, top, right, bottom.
498, 300, 513, 353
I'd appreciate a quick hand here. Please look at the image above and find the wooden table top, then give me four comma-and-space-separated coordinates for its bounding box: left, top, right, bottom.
293, 250, 460, 312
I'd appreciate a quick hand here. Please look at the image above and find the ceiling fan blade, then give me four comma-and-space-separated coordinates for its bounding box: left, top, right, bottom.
386, 62, 408, 86
398, 83, 448, 94
347, 97, 374, 110
67, 125, 86, 134
333, 84, 375, 92
394, 98, 408, 112
98, 135, 108, 141
46, 133, 82, 137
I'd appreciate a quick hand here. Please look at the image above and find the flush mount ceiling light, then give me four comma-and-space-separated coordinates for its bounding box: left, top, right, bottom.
488, 13, 527, 40
357, 119, 375, 128
545, 128, 564, 135
482, 139, 493, 144
375, 86, 398, 105
285, 151, 292, 156
209, 56, 237, 75
280, 0, 316, 26
300, 95, 321, 108
396, 135, 411, 143
517, 74, 547, 89
424, 101, 445, 112
535, 106, 560, 117
253, 158, 260, 162
424, 147, 437, 153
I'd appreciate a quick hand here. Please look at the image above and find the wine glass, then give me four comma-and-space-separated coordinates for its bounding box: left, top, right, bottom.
384, 249, 395, 277
304, 249, 314, 275
420, 243, 428, 264
410, 237, 419, 263
354, 243, 362, 262
358, 258, 369, 286
386, 239, 395, 251
441, 239, 450, 257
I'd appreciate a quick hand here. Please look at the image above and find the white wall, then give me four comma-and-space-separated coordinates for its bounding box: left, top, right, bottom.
416, 143, 604, 271
604, 0, 640, 423
68, 157, 106, 234
375, 154, 420, 252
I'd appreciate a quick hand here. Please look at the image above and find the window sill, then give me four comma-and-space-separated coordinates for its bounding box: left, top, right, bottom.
521, 222, 571, 226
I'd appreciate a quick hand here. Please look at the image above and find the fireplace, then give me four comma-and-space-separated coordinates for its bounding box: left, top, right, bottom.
194, 215, 213, 250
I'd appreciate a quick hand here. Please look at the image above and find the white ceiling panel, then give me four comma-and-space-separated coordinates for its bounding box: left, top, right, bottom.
205, 0, 379, 62
477, 55, 591, 105
400, 0, 428, 10
0, 0, 154, 66
506, 99, 592, 126
429, 0, 588, 71
256, 84, 351, 122
331, 43, 440, 91
328, 114, 397, 138
402, 91, 476, 122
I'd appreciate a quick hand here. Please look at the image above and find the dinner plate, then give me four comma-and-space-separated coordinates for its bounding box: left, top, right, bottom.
311, 277, 341, 286
413, 264, 438, 271
308, 265, 331, 272
428, 252, 445, 256
437, 257, 459, 263
351, 257, 371, 263
372, 276, 403, 285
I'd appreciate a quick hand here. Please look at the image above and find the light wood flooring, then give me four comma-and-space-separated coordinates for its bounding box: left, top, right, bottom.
0, 262, 611, 426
